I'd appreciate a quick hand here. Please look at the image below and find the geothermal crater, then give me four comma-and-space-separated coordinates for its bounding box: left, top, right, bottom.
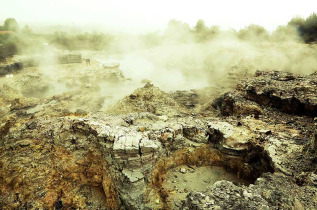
0, 55, 317, 210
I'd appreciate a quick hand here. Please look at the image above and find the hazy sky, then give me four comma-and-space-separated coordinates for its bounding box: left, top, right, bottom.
1, 0, 316, 33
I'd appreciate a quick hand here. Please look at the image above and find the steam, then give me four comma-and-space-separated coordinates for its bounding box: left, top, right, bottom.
1, 17, 317, 114
37, 45, 70, 97
117, 29, 317, 92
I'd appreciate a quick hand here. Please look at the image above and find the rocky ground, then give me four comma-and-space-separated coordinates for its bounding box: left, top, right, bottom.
0, 58, 317, 209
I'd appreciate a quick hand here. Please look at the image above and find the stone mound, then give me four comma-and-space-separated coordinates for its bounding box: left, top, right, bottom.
106, 83, 186, 116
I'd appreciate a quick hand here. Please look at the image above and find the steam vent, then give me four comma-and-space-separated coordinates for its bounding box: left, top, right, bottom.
1, 9, 317, 210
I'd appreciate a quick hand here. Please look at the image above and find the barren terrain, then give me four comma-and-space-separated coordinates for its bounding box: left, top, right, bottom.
1, 44, 317, 209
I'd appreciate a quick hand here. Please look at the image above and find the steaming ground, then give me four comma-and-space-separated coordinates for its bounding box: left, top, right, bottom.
1, 40, 317, 209
0, 41, 317, 118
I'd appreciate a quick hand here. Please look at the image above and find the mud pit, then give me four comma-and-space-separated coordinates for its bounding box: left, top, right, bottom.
164, 165, 252, 207
1, 52, 317, 209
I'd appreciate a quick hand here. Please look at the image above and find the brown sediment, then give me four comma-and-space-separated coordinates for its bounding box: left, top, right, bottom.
102, 166, 120, 210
